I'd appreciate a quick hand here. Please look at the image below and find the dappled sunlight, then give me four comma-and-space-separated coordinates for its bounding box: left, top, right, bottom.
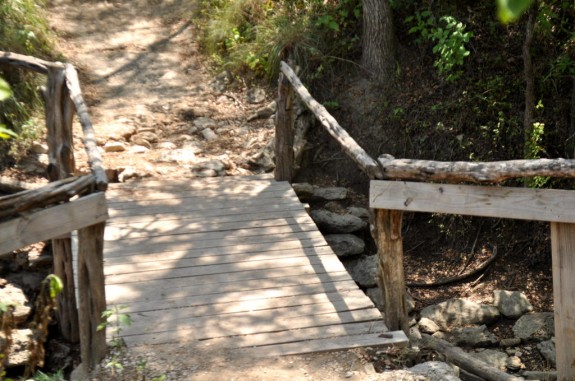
103, 175, 400, 354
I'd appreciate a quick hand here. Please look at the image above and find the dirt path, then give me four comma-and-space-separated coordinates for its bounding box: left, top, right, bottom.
45, 1, 419, 380
49, 0, 274, 182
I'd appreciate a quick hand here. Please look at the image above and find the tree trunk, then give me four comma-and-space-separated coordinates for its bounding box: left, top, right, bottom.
362, 0, 396, 82
523, 4, 536, 158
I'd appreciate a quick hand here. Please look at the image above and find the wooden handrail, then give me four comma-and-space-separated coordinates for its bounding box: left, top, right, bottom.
0, 51, 64, 74
278, 61, 384, 180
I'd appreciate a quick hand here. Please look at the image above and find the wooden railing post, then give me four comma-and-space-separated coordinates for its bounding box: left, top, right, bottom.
45, 65, 80, 343
372, 208, 409, 333
275, 71, 295, 182
77, 221, 107, 372
550, 222, 575, 381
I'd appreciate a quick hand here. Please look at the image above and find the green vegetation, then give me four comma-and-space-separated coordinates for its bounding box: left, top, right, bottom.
0, 0, 56, 158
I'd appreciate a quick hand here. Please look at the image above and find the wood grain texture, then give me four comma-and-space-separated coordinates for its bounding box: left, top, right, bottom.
370, 180, 575, 222
550, 222, 575, 381
275, 72, 295, 181
104, 176, 407, 354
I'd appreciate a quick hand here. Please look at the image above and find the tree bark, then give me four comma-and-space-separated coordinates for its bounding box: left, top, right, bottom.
523, 4, 536, 158
362, 0, 396, 81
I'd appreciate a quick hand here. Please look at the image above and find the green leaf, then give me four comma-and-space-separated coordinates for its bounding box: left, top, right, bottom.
497, 0, 534, 23
0, 78, 12, 101
47, 274, 64, 299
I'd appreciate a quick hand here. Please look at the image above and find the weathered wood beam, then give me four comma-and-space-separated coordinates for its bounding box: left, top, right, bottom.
0, 51, 64, 74
0, 176, 43, 193
279, 61, 383, 180
422, 335, 525, 381
378, 154, 575, 183
370, 180, 575, 223
77, 221, 108, 372
64, 65, 108, 191
275, 71, 295, 182
0, 192, 108, 255
550, 222, 575, 381
0, 175, 95, 221
372, 209, 408, 332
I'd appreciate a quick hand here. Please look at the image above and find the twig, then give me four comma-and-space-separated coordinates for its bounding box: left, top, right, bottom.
407, 245, 498, 288
458, 225, 482, 275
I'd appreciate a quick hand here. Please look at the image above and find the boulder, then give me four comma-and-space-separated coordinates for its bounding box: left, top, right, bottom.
292, 183, 314, 202
0, 284, 32, 324
419, 317, 441, 334
420, 298, 500, 330
346, 255, 377, 288
200, 128, 217, 141
193, 116, 218, 130
474, 349, 508, 370
103, 141, 127, 152
442, 325, 499, 347
347, 206, 370, 221
537, 338, 556, 366
312, 187, 348, 201
246, 87, 266, 104
408, 361, 460, 381
324, 234, 365, 257
493, 290, 533, 318
366, 287, 383, 310
512, 312, 554, 341
309, 210, 367, 233
0, 329, 32, 368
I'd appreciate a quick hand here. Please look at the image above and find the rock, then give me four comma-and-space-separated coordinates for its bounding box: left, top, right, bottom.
512, 312, 554, 341
158, 149, 196, 164
247, 100, 277, 121
474, 349, 508, 370
201, 128, 217, 141
506, 355, 523, 371
30, 142, 48, 154
346, 255, 377, 287
129, 135, 152, 149
537, 338, 556, 366
129, 144, 149, 153
104, 142, 126, 152
408, 361, 460, 381
131, 131, 158, 144
118, 167, 143, 182
309, 210, 367, 233
104, 120, 137, 141
0, 284, 32, 324
1, 329, 32, 367
420, 298, 500, 330
522, 370, 557, 380
347, 207, 370, 221
193, 116, 218, 129
246, 87, 266, 104
405, 293, 416, 314
366, 287, 384, 310
157, 141, 177, 149
193, 168, 219, 177
292, 183, 315, 201
190, 160, 226, 177
443, 325, 499, 347
419, 317, 441, 334
211, 70, 232, 92
500, 337, 522, 347
312, 187, 348, 201
493, 290, 533, 318
325, 234, 365, 257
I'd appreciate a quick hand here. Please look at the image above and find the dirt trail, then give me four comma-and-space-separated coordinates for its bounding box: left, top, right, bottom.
49, 0, 274, 181
45, 1, 408, 380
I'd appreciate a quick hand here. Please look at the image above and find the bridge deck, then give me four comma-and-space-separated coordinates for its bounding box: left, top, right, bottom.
103, 175, 407, 356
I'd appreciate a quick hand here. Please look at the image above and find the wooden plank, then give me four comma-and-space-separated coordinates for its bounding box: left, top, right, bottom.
104, 215, 314, 240
123, 321, 388, 348
107, 203, 306, 224
244, 330, 408, 357
105, 245, 334, 273
104, 240, 330, 264
108, 278, 359, 309
117, 289, 373, 330
104, 253, 347, 284
550, 222, 575, 381
0, 193, 108, 254
104, 230, 326, 256
107, 174, 275, 190
106, 272, 354, 303
107, 187, 300, 209
121, 308, 383, 342
370, 180, 575, 223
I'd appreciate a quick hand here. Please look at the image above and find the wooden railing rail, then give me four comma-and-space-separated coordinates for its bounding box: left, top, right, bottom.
276, 61, 575, 381
0, 51, 107, 373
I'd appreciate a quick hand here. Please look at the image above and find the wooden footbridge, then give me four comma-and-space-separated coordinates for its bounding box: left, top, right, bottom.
103, 174, 407, 356
3, 52, 575, 380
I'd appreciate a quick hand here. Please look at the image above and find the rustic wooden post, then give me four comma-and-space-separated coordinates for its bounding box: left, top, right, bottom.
45, 66, 80, 343
550, 222, 575, 381
77, 221, 107, 372
372, 209, 409, 333
275, 71, 295, 182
